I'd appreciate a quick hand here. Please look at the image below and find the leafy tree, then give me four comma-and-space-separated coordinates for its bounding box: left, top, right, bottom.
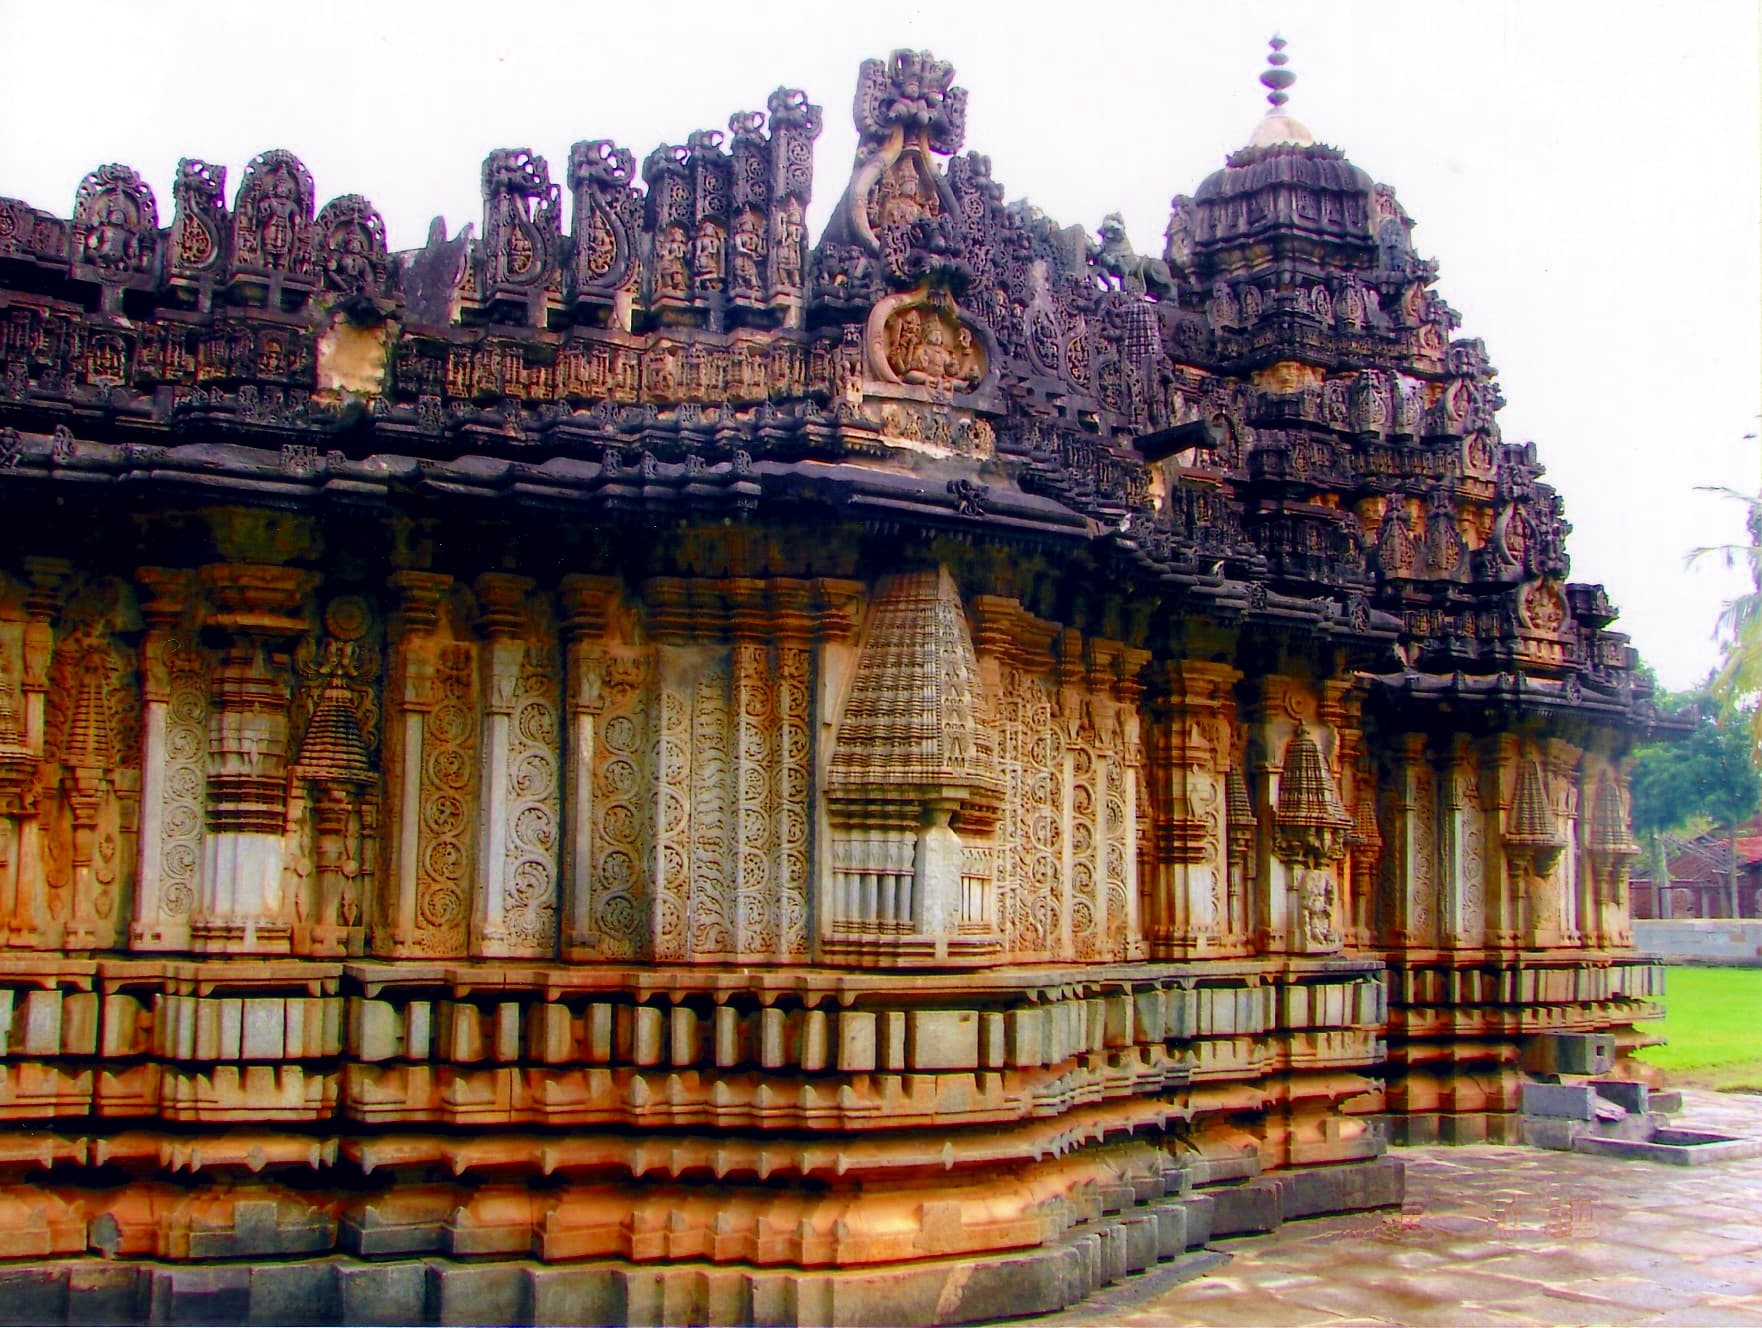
1691, 478, 1762, 756
1629, 685, 1762, 916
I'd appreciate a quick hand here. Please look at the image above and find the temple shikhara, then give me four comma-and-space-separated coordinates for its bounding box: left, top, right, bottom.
0, 40, 1664, 1326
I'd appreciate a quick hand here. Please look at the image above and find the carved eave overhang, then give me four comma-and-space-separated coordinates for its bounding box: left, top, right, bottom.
1361, 666, 1674, 735
0, 422, 1097, 543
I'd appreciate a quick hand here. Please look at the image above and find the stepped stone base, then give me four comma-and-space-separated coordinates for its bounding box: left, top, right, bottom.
0, 1160, 1402, 1327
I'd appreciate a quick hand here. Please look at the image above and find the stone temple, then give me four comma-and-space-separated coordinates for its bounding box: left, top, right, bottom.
0, 40, 1663, 1326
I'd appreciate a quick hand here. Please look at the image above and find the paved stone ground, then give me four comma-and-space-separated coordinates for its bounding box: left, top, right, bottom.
1048, 1090, 1762, 1327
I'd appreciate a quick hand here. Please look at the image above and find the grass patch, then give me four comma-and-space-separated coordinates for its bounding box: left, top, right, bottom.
1635, 966, 1762, 1092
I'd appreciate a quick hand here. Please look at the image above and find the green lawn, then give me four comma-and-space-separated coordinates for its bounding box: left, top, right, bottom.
1635, 966, 1762, 1091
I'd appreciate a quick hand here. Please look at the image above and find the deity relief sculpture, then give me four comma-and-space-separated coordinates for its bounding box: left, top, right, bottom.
230, 149, 316, 284
866, 291, 985, 391
315, 195, 389, 296
70, 164, 158, 291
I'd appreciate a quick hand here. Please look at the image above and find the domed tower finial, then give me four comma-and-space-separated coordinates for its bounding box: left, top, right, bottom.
1249, 33, 1315, 148
1261, 34, 1296, 109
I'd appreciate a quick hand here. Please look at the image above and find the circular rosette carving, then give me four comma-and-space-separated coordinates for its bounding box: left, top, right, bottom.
865, 289, 989, 392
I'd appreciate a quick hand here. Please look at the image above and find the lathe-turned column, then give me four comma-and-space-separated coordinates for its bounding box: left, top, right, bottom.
192, 562, 316, 954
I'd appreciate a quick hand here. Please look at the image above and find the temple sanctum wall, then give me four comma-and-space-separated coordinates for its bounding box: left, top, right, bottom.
0, 44, 1664, 1326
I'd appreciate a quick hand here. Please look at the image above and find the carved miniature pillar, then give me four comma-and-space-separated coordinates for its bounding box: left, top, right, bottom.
1477, 734, 1518, 948
1586, 760, 1639, 948
376, 570, 469, 957
727, 579, 775, 961
471, 573, 558, 959
131, 567, 205, 951
823, 567, 1000, 965
559, 575, 616, 962
288, 598, 382, 957
1242, 683, 1288, 952
1546, 738, 1585, 944
1505, 742, 1568, 947
1436, 733, 1487, 948
756, 579, 815, 962
1336, 691, 1379, 949
193, 562, 315, 954
1146, 660, 1240, 957
3, 559, 70, 947
1381, 733, 1437, 948
1111, 647, 1149, 961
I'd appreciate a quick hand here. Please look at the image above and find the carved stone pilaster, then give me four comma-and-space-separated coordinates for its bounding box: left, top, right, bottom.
192, 562, 315, 954
559, 574, 617, 961
1380, 732, 1436, 948
471, 573, 558, 959
0, 559, 68, 949
1144, 659, 1241, 958
375, 570, 472, 958
131, 567, 206, 951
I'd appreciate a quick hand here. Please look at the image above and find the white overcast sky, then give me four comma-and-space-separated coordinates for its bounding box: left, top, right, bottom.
2, 0, 1756, 693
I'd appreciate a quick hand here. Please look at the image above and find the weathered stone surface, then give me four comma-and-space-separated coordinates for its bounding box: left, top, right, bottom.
0, 35, 1661, 1328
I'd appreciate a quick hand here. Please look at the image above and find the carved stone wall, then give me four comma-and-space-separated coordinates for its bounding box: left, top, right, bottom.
0, 43, 1664, 1327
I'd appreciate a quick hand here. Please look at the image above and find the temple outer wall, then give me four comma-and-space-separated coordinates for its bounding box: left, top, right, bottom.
1632, 920, 1762, 965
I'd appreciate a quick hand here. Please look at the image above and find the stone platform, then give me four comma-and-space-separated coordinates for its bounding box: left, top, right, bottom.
1038, 1089, 1762, 1327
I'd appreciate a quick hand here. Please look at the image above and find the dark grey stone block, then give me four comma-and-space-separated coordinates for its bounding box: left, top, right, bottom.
1340, 1158, 1405, 1212
1522, 1081, 1597, 1120
1592, 1079, 1650, 1114
1121, 1214, 1158, 1273
67, 1263, 145, 1327
337, 1261, 426, 1327
148, 1265, 252, 1328
0, 1265, 69, 1327
1521, 1114, 1586, 1150
249, 1260, 340, 1326
1280, 1166, 1344, 1219
1522, 1032, 1615, 1076
1651, 1089, 1685, 1114
528, 1265, 628, 1328
944, 1242, 1085, 1324
1207, 1178, 1282, 1236
1182, 1193, 1215, 1248
427, 1260, 530, 1327
1153, 1201, 1188, 1259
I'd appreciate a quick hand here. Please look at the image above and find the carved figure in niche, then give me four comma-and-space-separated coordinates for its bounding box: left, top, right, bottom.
1301, 869, 1338, 947
1093, 213, 1177, 300
871, 294, 985, 391
693, 220, 725, 292
730, 211, 765, 295
1522, 582, 1566, 634
73, 164, 157, 280
775, 199, 805, 290
873, 155, 939, 230
654, 225, 689, 297
232, 150, 315, 279
316, 195, 389, 296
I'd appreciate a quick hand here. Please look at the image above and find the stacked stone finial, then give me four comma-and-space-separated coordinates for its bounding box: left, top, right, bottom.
1261, 34, 1296, 109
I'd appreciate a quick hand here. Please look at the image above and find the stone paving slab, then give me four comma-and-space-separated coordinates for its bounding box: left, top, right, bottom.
1027, 1090, 1762, 1327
